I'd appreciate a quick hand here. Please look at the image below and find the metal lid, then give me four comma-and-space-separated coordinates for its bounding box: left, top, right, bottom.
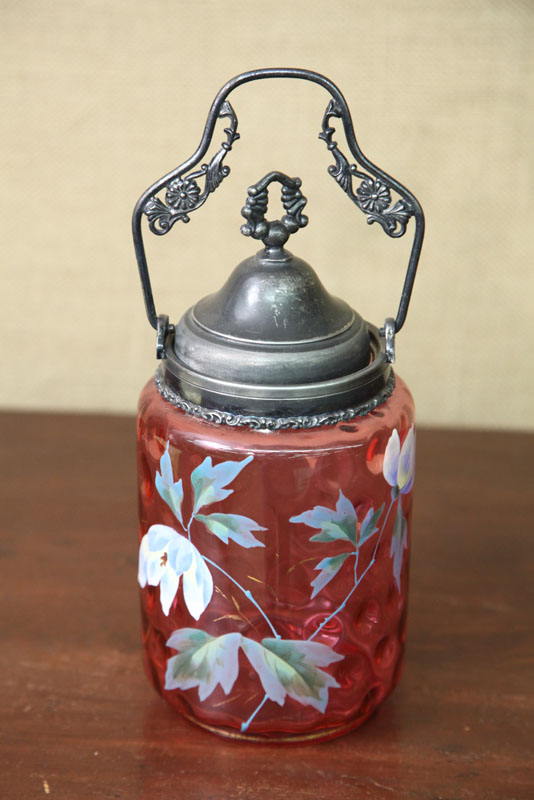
132, 69, 425, 428
160, 171, 389, 418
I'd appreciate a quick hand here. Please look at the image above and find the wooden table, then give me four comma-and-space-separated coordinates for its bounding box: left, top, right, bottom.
1, 413, 532, 799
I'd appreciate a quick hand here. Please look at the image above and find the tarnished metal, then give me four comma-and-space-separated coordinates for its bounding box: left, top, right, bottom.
166, 279, 381, 417
240, 172, 308, 254
155, 314, 172, 360
132, 68, 424, 340
154, 364, 396, 430
143, 101, 239, 235
132, 68, 425, 422
383, 317, 396, 365
319, 102, 415, 239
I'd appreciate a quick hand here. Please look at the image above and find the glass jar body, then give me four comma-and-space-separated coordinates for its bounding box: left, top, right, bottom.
137, 376, 415, 743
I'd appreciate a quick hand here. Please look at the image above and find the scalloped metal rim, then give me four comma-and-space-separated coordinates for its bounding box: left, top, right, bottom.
154, 368, 395, 430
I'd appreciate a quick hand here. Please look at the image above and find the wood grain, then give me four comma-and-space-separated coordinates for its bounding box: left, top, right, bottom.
0, 413, 532, 799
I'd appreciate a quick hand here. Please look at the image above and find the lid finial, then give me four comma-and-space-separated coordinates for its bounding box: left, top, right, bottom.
240, 171, 308, 257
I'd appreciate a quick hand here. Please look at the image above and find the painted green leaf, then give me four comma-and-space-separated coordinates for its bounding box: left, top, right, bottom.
359, 503, 385, 545
390, 502, 408, 591
196, 513, 266, 548
190, 455, 253, 515
240, 636, 343, 713
310, 552, 353, 599
290, 490, 357, 544
165, 629, 344, 714
155, 443, 184, 525
165, 628, 241, 701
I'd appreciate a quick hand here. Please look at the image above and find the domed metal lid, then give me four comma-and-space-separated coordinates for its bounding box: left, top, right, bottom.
161, 172, 390, 418
132, 68, 425, 428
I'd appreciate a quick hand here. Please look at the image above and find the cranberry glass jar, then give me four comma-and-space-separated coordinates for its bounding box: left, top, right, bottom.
132, 69, 424, 743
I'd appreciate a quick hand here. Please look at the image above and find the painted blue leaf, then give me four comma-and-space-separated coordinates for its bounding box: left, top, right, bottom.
310, 552, 352, 599
196, 513, 266, 548
290, 490, 357, 544
359, 503, 385, 545
190, 454, 253, 515
390, 502, 408, 591
155, 443, 184, 526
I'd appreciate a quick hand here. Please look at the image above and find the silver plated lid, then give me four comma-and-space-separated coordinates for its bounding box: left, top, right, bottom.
163, 171, 388, 417
132, 69, 425, 427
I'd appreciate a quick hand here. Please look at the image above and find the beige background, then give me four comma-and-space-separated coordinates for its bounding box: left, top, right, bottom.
2, 0, 532, 429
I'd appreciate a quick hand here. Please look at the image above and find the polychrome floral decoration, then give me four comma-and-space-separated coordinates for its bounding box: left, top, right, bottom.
138, 425, 415, 733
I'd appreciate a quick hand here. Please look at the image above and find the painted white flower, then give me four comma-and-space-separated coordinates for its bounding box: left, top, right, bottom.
138, 524, 213, 618
383, 425, 415, 496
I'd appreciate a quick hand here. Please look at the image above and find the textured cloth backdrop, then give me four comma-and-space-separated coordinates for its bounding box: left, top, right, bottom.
1, 0, 533, 429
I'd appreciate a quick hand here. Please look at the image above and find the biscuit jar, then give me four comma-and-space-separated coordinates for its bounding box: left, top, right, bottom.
132, 68, 424, 742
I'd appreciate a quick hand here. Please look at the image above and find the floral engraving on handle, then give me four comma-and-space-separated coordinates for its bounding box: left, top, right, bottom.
319, 99, 414, 238
143, 100, 240, 234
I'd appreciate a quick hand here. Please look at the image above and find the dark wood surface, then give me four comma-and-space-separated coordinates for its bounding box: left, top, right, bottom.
0, 412, 532, 799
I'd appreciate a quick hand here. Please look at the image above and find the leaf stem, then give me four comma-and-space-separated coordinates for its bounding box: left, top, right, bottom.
353, 542, 360, 581
241, 694, 269, 733
370, 496, 396, 564
308, 497, 396, 643
183, 512, 279, 638
202, 556, 280, 639
307, 583, 358, 642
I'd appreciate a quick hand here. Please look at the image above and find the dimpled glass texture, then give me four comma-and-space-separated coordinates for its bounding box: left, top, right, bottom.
137, 376, 415, 743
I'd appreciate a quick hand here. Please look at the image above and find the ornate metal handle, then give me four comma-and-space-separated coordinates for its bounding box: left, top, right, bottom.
132, 68, 424, 361
240, 171, 308, 251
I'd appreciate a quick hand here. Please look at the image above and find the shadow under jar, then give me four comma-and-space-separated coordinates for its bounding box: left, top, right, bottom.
132, 68, 424, 743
